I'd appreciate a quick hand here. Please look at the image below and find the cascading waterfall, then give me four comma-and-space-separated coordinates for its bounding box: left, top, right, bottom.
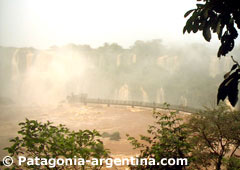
156, 87, 165, 103
132, 54, 136, 64
116, 55, 121, 66
140, 87, 149, 102
119, 84, 129, 100
11, 49, 20, 81
26, 50, 34, 71
179, 96, 187, 106
117, 84, 129, 101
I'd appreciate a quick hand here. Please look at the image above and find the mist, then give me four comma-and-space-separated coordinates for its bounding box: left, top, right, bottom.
0, 40, 237, 108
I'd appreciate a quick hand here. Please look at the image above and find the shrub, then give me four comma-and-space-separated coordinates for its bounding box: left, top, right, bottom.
1, 119, 109, 170
127, 103, 240, 170
226, 157, 240, 170
188, 103, 240, 170
127, 108, 192, 170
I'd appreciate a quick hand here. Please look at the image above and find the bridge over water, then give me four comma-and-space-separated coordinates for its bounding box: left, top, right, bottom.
67, 94, 199, 114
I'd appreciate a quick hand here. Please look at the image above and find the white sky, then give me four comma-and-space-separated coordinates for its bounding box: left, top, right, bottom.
0, 0, 221, 49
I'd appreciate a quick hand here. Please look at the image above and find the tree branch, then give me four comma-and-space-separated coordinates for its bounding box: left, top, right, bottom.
230, 144, 239, 157
231, 56, 240, 67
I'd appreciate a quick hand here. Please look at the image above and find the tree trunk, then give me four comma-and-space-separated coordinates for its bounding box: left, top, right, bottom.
216, 155, 223, 170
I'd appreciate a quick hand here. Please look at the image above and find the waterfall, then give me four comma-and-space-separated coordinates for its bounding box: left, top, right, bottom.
116, 55, 121, 66
26, 50, 34, 70
157, 55, 179, 73
118, 84, 129, 101
156, 88, 165, 103
140, 87, 148, 102
179, 96, 187, 106
132, 54, 136, 64
11, 49, 20, 81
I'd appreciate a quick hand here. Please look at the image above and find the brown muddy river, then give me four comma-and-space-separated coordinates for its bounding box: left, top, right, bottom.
0, 103, 158, 159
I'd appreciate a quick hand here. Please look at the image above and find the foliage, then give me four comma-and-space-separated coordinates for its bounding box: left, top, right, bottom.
188, 103, 240, 170
127, 108, 193, 170
1, 119, 109, 170
217, 60, 240, 106
183, 0, 240, 57
184, 0, 240, 106
127, 104, 240, 170
226, 157, 240, 170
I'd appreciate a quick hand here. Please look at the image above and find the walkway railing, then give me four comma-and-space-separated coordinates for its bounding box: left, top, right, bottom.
67, 94, 199, 114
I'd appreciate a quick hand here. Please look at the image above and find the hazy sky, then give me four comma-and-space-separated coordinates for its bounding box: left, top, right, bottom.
0, 0, 221, 49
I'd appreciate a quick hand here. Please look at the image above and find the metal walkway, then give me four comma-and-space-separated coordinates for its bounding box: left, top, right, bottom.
67, 94, 199, 114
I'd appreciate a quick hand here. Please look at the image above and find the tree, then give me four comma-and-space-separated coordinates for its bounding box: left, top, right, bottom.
183, 0, 240, 107
127, 104, 240, 170
0, 119, 109, 170
187, 104, 240, 170
127, 106, 193, 170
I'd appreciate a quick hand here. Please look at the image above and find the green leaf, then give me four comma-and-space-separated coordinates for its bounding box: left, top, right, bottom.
184, 9, 195, 18
231, 64, 238, 71
203, 24, 211, 42
183, 26, 187, 34
216, 19, 222, 35
196, 3, 204, 8
217, 71, 240, 106
203, 9, 209, 19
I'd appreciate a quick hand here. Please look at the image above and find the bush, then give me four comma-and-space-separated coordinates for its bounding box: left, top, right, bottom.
127, 103, 240, 170
226, 157, 240, 170
188, 103, 240, 170
1, 119, 109, 170
127, 108, 192, 170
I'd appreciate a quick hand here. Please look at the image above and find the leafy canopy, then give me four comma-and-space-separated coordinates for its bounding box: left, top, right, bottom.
184, 0, 240, 106
184, 0, 240, 57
